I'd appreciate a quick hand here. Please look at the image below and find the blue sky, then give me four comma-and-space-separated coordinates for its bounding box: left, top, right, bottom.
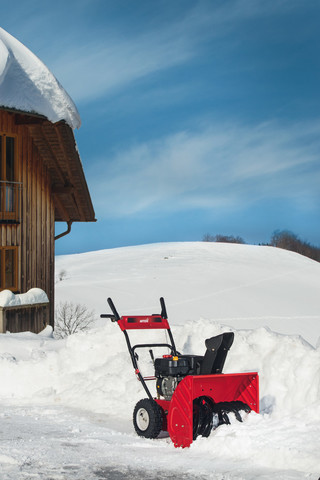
2, 0, 320, 254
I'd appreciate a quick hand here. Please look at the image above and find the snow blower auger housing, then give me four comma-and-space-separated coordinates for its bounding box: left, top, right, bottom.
101, 298, 259, 448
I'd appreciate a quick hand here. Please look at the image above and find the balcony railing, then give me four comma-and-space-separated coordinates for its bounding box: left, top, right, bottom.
0, 181, 22, 223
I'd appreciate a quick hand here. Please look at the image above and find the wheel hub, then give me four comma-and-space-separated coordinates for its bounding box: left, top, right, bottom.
136, 408, 150, 431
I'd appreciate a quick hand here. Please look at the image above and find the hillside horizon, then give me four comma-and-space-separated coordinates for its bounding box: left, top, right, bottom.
56, 241, 320, 347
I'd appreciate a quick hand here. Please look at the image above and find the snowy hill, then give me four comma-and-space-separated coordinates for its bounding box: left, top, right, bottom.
55, 242, 320, 346
0, 242, 319, 479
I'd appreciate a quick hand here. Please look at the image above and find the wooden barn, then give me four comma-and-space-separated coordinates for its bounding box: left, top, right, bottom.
0, 28, 95, 333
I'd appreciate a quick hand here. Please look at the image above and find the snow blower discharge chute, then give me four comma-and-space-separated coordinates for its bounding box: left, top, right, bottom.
101, 298, 259, 448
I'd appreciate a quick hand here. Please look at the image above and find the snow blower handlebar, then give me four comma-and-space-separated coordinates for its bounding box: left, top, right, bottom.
101, 297, 170, 327
160, 297, 167, 319
100, 297, 178, 401
100, 297, 120, 322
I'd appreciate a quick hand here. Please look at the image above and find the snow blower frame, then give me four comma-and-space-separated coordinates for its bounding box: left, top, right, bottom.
101, 297, 259, 448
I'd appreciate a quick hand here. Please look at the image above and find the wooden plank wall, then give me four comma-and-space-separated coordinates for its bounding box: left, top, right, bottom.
1, 304, 50, 333
0, 110, 55, 331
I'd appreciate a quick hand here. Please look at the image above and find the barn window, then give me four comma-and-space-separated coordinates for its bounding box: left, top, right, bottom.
0, 246, 18, 291
0, 134, 20, 221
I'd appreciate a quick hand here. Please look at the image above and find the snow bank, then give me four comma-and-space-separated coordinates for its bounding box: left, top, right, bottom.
0, 27, 80, 129
179, 320, 320, 418
0, 321, 319, 421
0, 288, 49, 307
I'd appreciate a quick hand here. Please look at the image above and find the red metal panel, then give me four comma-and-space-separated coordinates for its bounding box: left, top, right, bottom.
155, 399, 171, 412
167, 375, 194, 448
155, 398, 170, 431
191, 373, 259, 412
118, 315, 170, 331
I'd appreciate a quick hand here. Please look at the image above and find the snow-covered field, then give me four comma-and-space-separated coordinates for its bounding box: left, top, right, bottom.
0, 242, 319, 479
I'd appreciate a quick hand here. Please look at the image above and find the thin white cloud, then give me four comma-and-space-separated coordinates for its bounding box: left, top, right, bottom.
51, 31, 193, 104
89, 120, 320, 218
4, 0, 313, 106
47, 0, 301, 104
49, 10, 201, 104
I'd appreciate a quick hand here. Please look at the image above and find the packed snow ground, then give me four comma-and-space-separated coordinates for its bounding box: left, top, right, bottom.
0, 242, 320, 479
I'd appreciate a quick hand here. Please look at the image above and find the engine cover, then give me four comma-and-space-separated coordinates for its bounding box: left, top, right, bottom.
155, 355, 204, 400
156, 376, 180, 400
154, 355, 203, 377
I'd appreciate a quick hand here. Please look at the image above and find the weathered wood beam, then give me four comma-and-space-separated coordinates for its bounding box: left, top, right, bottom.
52, 184, 75, 195
28, 124, 66, 185
14, 113, 45, 125
52, 192, 71, 222
53, 123, 87, 221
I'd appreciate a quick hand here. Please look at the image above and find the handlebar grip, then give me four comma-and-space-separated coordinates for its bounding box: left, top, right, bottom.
107, 297, 120, 321
160, 297, 167, 319
100, 313, 118, 322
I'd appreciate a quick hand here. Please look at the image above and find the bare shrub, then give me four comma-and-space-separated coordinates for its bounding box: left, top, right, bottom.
54, 301, 95, 338
58, 269, 67, 282
270, 230, 320, 262
203, 233, 246, 244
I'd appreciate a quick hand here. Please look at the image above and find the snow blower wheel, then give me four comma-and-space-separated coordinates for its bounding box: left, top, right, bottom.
133, 399, 163, 439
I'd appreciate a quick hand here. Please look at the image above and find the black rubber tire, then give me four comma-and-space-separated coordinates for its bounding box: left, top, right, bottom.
133, 398, 163, 439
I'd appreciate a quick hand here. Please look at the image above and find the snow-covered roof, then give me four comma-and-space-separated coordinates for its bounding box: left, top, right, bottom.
0, 27, 80, 129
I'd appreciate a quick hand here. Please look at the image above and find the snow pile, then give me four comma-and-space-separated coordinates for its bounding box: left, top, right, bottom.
0, 288, 49, 307
0, 321, 319, 421
0, 27, 80, 129
181, 321, 320, 418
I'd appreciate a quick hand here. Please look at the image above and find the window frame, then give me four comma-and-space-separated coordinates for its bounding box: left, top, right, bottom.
0, 133, 20, 221
0, 246, 19, 292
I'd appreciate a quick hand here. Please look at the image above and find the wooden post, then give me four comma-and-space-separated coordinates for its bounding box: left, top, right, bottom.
0, 307, 6, 333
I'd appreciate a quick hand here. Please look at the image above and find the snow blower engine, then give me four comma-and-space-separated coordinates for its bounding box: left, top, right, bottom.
101, 297, 259, 448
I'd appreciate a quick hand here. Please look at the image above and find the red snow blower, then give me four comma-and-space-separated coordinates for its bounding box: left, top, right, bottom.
101, 298, 259, 448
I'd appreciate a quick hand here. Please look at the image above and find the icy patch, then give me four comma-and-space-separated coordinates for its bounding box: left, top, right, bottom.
0, 454, 18, 465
